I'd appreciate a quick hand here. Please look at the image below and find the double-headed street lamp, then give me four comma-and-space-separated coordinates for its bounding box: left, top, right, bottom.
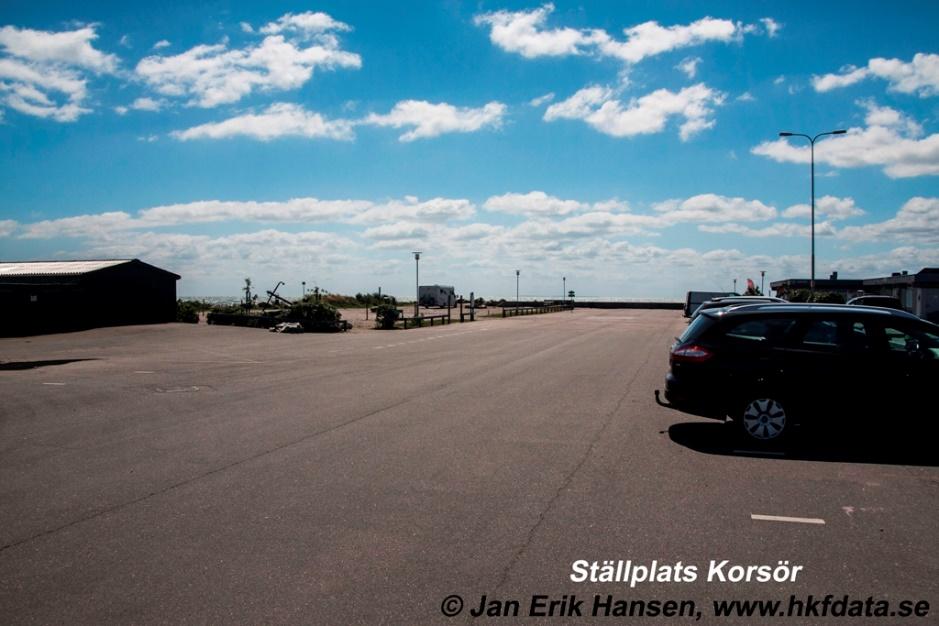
778, 129, 846, 293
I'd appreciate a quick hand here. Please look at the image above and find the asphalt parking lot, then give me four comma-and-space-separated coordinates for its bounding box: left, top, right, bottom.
1, 309, 936, 624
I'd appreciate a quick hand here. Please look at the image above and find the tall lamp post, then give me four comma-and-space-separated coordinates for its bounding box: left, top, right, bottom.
412, 251, 422, 317
515, 269, 520, 307
562, 276, 566, 304
778, 129, 847, 293
760, 271, 765, 295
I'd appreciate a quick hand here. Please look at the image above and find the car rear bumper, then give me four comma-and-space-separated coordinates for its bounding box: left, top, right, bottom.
664, 372, 725, 420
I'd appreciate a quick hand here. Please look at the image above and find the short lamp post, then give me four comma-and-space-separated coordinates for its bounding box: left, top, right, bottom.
412, 251, 422, 317
778, 129, 847, 293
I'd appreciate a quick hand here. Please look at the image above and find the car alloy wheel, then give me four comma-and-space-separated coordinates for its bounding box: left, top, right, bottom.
741, 398, 787, 441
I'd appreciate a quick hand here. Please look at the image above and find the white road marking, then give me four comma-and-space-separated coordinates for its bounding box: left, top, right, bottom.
42, 382, 66, 386
751, 514, 825, 525
134, 371, 155, 374
733, 449, 785, 457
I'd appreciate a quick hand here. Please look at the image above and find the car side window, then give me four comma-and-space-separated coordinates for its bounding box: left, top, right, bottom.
723, 317, 795, 344
795, 319, 840, 350
883, 325, 915, 352
881, 323, 939, 358
845, 320, 876, 352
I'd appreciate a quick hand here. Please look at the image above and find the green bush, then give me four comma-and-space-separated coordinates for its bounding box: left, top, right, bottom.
813, 291, 845, 304
176, 299, 200, 323
374, 303, 401, 329
288, 300, 342, 331
787, 289, 844, 303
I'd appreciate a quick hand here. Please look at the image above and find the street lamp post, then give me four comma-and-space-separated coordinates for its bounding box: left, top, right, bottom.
515, 269, 520, 307
733, 278, 737, 294
302, 281, 306, 298
760, 271, 765, 295
413, 251, 422, 317
563, 276, 566, 304
778, 129, 847, 293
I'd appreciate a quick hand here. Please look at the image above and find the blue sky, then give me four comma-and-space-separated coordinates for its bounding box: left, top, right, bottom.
1, 1, 937, 299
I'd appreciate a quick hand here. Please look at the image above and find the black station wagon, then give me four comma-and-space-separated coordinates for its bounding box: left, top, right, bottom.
661, 303, 939, 443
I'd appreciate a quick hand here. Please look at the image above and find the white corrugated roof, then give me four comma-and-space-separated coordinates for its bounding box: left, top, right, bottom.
0, 260, 132, 276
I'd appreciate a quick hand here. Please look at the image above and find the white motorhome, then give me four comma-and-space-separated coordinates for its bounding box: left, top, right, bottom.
419, 285, 455, 307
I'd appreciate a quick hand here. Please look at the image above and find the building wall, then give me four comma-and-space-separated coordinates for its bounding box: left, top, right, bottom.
0, 264, 177, 336
915, 287, 939, 321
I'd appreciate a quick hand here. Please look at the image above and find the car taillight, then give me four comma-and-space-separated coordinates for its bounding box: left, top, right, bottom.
670, 344, 713, 364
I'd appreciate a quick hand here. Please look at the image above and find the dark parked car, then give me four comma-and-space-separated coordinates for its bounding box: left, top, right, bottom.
689, 296, 786, 321
662, 303, 939, 443
846, 295, 905, 311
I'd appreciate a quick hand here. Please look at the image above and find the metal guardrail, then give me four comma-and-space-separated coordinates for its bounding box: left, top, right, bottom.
502, 305, 574, 318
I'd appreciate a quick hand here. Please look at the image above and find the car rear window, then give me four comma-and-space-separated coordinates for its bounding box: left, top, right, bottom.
678, 314, 716, 343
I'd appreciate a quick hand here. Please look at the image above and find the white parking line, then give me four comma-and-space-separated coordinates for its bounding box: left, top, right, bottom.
751, 514, 825, 525
134, 371, 155, 374
41, 382, 66, 386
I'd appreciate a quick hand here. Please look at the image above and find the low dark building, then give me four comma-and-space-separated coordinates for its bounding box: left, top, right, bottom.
771, 268, 939, 322
769, 272, 864, 302
0, 259, 180, 336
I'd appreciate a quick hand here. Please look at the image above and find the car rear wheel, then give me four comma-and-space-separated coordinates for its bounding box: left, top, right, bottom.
739, 397, 788, 442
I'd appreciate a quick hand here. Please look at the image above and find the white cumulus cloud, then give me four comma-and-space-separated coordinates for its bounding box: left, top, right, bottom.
676, 56, 701, 79
363, 100, 506, 142
484, 191, 587, 217
0, 219, 18, 237
0, 24, 118, 121
812, 53, 939, 97
259, 11, 351, 38
474, 5, 762, 64
781, 196, 865, 221
473, 4, 595, 59
172, 102, 354, 141
654, 194, 777, 223
752, 101, 939, 178
135, 12, 360, 108
544, 83, 724, 140
838, 197, 939, 243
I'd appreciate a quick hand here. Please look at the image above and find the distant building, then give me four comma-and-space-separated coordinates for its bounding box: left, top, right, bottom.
771, 268, 939, 322
0, 259, 180, 336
